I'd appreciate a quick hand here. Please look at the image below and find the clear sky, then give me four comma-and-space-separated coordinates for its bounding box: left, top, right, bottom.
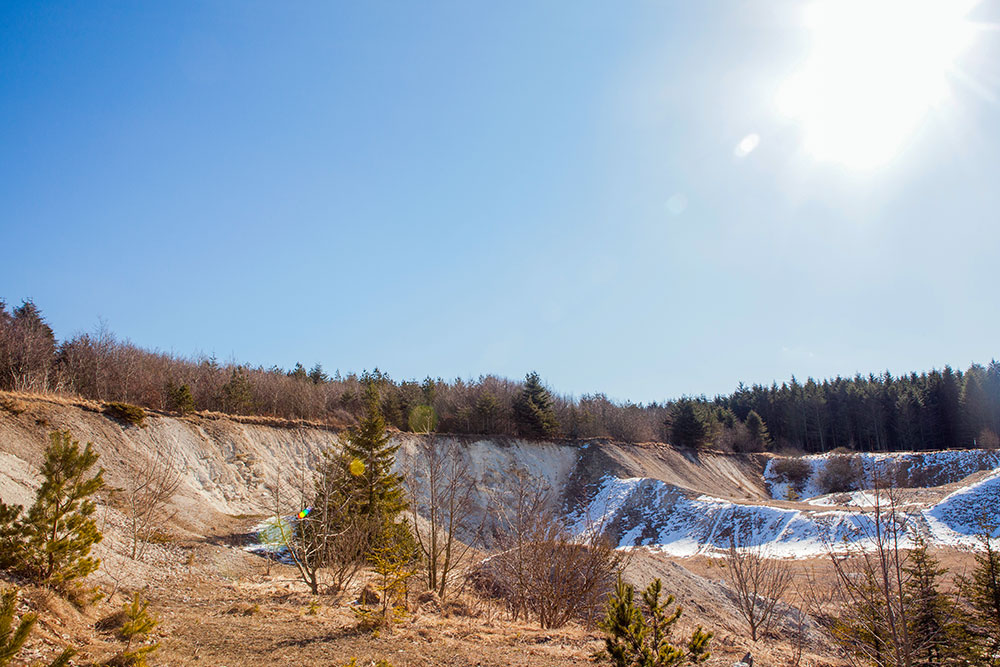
2, 1, 998, 403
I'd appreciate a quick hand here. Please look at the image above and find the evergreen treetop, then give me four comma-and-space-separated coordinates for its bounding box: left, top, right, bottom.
667, 400, 709, 449
340, 380, 406, 522
513, 372, 559, 438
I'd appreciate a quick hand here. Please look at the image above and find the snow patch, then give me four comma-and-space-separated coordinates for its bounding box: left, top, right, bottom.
764, 449, 1000, 501
567, 475, 921, 559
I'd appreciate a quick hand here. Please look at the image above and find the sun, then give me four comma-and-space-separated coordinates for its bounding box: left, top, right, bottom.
777, 0, 980, 169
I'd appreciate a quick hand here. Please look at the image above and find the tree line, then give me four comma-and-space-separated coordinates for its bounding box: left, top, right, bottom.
2, 298, 998, 453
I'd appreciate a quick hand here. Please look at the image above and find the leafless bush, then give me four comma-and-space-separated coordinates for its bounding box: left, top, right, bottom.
475, 471, 627, 629
125, 445, 182, 560
722, 533, 793, 641
772, 457, 812, 495
817, 454, 861, 494
717, 421, 753, 452
268, 453, 372, 597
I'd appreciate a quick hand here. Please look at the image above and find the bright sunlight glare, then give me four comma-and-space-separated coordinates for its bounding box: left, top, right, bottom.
777, 0, 979, 169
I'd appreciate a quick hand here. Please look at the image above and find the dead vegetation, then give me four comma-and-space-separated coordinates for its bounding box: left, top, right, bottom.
722, 535, 793, 641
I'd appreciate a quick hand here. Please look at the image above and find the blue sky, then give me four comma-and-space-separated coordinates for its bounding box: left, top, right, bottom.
2, 1, 998, 403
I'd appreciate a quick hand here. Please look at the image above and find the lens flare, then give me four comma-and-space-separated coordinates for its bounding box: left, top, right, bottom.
778, 0, 980, 168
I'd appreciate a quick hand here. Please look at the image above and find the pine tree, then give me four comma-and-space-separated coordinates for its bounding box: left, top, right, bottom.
0, 431, 105, 585
341, 382, 406, 525
904, 539, 970, 666
513, 372, 559, 438
745, 410, 771, 450
961, 531, 1000, 666
165, 381, 195, 415
667, 400, 708, 449
108, 593, 159, 667
600, 576, 711, 667
0, 587, 75, 667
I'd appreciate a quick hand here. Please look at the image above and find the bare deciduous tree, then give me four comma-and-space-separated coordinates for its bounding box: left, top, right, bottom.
269, 451, 371, 597
722, 534, 793, 641
125, 445, 183, 561
405, 436, 480, 600
823, 469, 917, 667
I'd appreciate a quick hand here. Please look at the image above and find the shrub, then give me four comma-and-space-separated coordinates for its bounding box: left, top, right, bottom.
0, 586, 76, 667
772, 457, 812, 494
817, 454, 861, 494
353, 542, 416, 633
0, 397, 27, 415
104, 402, 146, 427
0, 430, 104, 586
105, 593, 159, 667
599, 576, 712, 666
474, 527, 626, 628
165, 382, 195, 415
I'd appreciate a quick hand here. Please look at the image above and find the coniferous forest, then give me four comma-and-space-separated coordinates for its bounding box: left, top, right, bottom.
2, 298, 997, 454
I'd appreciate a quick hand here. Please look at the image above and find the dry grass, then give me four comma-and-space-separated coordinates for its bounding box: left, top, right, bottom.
5, 535, 857, 667
0, 389, 103, 412
0, 390, 347, 431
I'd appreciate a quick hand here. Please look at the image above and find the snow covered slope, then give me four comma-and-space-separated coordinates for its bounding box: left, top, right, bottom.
569, 453, 1000, 558
763, 449, 1000, 501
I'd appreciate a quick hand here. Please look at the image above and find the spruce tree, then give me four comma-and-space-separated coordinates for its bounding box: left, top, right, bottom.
341, 382, 406, 525
308, 363, 328, 385
513, 372, 559, 438
165, 381, 195, 415
961, 532, 1000, 666
744, 410, 770, 450
904, 539, 970, 666
221, 368, 254, 414
667, 400, 708, 449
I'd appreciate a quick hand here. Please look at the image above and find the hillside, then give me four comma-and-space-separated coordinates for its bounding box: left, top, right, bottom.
2, 392, 998, 665
3, 392, 998, 559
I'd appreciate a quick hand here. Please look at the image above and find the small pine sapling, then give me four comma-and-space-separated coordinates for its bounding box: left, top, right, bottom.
109, 593, 159, 667
0, 587, 76, 667
599, 576, 712, 667
354, 542, 416, 633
